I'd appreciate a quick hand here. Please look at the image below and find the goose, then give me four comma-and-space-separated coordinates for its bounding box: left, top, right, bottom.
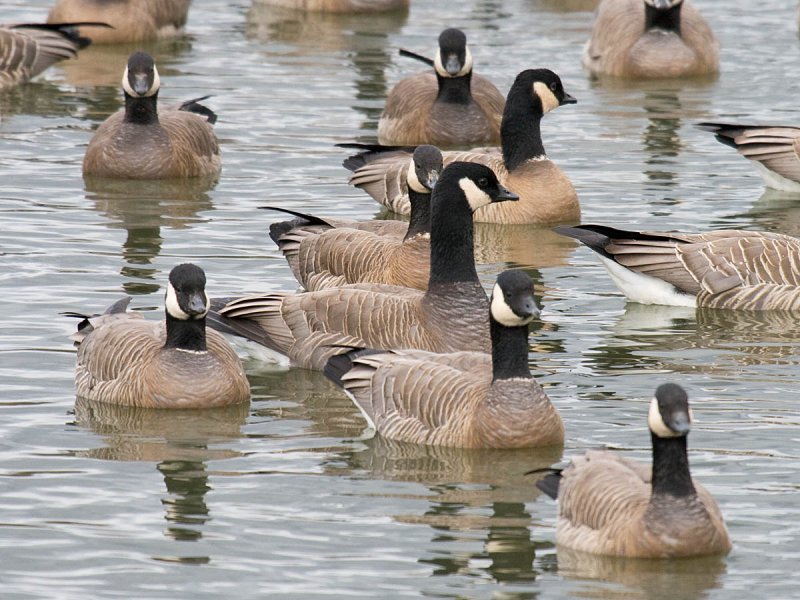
65, 264, 250, 408
207, 161, 518, 371
48, 0, 192, 44
582, 0, 719, 79
554, 224, 800, 310
323, 269, 564, 449
267, 144, 442, 291
697, 122, 800, 193
536, 383, 731, 558
250, 0, 409, 12
378, 28, 506, 147
83, 51, 220, 180
0, 22, 94, 91
343, 68, 579, 225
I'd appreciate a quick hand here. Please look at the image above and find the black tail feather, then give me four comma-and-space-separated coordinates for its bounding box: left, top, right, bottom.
398, 48, 435, 67
15, 22, 114, 49
534, 471, 562, 500
260, 206, 336, 245
336, 142, 416, 172
178, 95, 217, 124
323, 347, 382, 388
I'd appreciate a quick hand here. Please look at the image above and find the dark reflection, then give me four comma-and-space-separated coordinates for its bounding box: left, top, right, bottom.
720, 188, 800, 237
470, 1, 512, 27
71, 398, 248, 550
556, 546, 726, 600
642, 90, 683, 189
586, 301, 800, 375
326, 435, 564, 585
245, 4, 406, 134
83, 178, 215, 294
531, 0, 599, 11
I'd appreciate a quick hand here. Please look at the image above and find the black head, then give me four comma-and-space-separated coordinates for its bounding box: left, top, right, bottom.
436, 161, 518, 212
165, 263, 209, 320
645, 0, 683, 9
407, 145, 443, 193
490, 270, 540, 327
122, 51, 160, 98
649, 383, 692, 438
435, 28, 471, 78
509, 69, 576, 115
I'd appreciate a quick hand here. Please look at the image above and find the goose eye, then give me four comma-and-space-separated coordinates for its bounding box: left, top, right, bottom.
550, 82, 558, 92
478, 177, 489, 187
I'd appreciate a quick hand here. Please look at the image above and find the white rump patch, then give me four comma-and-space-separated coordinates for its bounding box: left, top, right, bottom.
491, 283, 532, 327
533, 81, 560, 114
165, 283, 190, 320
752, 162, 800, 193
648, 397, 690, 437
597, 256, 696, 307
459, 177, 492, 211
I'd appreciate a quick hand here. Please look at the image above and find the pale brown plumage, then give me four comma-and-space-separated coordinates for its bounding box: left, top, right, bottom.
537, 383, 731, 558
583, 0, 719, 79
252, 0, 409, 12
555, 224, 800, 310
48, 0, 192, 44
83, 51, 220, 180
697, 122, 800, 192
346, 69, 579, 225
0, 23, 89, 91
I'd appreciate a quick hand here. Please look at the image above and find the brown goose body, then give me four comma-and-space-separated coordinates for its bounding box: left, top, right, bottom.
83, 51, 220, 180
48, 0, 192, 44
68, 265, 250, 409
252, 0, 409, 12
537, 384, 731, 558
583, 0, 719, 79
346, 69, 579, 225
555, 224, 800, 310
0, 23, 90, 91
378, 28, 504, 147
324, 270, 564, 449
208, 162, 519, 371
697, 122, 800, 192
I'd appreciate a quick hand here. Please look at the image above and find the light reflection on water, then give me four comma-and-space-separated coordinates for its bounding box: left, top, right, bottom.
2, 0, 800, 598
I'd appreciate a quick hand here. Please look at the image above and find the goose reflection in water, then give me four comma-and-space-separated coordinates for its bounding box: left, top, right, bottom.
71, 398, 248, 549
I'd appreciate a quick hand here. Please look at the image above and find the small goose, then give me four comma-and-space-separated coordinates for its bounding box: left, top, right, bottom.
0, 23, 93, 91
268, 144, 442, 291
323, 269, 564, 449
554, 224, 800, 310
343, 69, 579, 225
583, 0, 719, 79
378, 28, 506, 147
697, 122, 800, 192
536, 383, 731, 558
65, 264, 250, 408
250, 0, 409, 12
83, 51, 220, 180
207, 162, 518, 371
48, 0, 192, 44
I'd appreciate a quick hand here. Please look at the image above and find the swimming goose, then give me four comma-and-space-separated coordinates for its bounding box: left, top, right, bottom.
83, 51, 220, 180
268, 145, 442, 291
555, 224, 800, 310
583, 0, 719, 79
344, 68, 579, 225
323, 269, 564, 449
250, 0, 409, 12
66, 264, 250, 408
378, 28, 505, 147
697, 122, 800, 192
48, 0, 192, 44
207, 162, 518, 371
536, 383, 731, 558
0, 23, 93, 91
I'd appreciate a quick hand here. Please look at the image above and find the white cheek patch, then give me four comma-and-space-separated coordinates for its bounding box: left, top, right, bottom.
434, 48, 447, 77
145, 66, 161, 97
121, 66, 135, 96
456, 46, 473, 77
459, 177, 492, 211
490, 283, 530, 327
533, 81, 560, 114
165, 282, 191, 320
121, 65, 160, 97
648, 397, 690, 438
407, 160, 427, 193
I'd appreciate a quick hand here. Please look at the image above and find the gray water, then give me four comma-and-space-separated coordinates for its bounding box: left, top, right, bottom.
2, 0, 799, 598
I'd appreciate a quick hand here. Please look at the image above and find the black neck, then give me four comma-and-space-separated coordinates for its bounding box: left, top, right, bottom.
427, 193, 478, 289
404, 187, 431, 240
650, 433, 696, 498
501, 92, 545, 170
124, 91, 159, 125
490, 317, 531, 381
436, 72, 472, 105
645, 2, 682, 34
164, 313, 208, 352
